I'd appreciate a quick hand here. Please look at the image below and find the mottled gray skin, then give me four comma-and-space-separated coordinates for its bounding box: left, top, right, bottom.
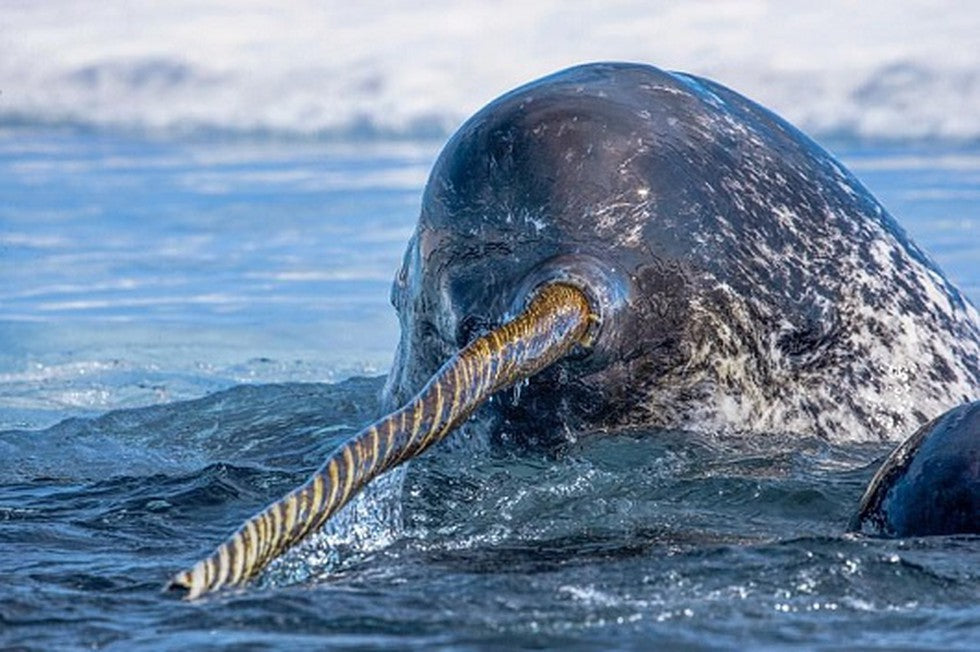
851, 401, 979, 536
385, 62, 980, 443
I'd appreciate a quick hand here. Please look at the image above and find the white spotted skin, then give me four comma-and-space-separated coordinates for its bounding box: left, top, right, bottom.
618, 89, 979, 441
386, 63, 980, 443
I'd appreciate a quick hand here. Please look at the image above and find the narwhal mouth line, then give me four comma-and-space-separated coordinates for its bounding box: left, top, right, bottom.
166, 281, 597, 600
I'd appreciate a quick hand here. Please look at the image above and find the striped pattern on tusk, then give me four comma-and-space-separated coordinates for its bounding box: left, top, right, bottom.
167, 282, 593, 599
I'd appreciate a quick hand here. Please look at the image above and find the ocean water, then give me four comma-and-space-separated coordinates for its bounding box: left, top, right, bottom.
0, 127, 978, 650
1, 5, 979, 647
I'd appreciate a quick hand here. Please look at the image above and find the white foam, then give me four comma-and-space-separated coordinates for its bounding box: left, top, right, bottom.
2, 1, 978, 141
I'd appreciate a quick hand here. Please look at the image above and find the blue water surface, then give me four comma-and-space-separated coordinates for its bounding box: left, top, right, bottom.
0, 129, 977, 650
0, 130, 439, 430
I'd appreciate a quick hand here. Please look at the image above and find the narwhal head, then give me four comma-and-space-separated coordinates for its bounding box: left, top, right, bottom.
170, 63, 980, 599
387, 61, 980, 442
384, 65, 701, 439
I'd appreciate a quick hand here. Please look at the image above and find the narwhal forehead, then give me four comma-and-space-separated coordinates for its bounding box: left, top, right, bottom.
419, 72, 773, 265
428, 121, 655, 220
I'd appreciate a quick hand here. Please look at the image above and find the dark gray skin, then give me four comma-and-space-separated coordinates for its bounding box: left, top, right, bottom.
851, 400, 979, 536
385, 62, 979, 443
170, 63, 980, 598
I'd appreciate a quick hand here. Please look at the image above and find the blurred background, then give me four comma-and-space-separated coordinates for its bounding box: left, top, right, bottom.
3, 0, 979, 142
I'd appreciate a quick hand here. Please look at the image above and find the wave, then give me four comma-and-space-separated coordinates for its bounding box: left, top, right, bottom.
3, 1, 979, 143
0, 377, 385, 482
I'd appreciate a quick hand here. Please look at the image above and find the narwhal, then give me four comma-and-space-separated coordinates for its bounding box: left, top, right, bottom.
168, 62, 980, 599
851, 400, 978, 537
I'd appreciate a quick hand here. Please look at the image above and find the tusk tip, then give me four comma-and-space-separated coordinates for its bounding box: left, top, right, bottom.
164, 568, 202, 601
